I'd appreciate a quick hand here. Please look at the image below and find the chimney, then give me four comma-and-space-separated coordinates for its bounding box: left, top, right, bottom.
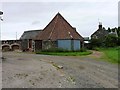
98, 22, 102, 29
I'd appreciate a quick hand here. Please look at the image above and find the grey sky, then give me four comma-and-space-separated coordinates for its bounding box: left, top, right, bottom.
1, 0, 119, 40
118, 1, 120, 27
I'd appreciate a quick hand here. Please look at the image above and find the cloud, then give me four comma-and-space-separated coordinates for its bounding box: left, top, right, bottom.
119, 1, 120, 27
1, 1, 118, 40
31, 21, 40, 25
1, 0, 119, 3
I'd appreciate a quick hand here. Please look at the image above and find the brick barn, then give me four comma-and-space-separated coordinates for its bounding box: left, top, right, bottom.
34, 13, 84, 51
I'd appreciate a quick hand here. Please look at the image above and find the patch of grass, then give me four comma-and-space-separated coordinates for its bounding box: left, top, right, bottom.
97, 47, 119, 64
36, 51, 92, 56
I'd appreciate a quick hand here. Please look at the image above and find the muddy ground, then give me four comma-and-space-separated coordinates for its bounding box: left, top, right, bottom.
2, 51, 118, 88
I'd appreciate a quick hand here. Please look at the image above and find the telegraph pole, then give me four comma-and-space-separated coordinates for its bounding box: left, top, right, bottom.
0, 11, 3, 51
16, 32, 17, 40
0, 11, 3, 90
0, 11, 3, 41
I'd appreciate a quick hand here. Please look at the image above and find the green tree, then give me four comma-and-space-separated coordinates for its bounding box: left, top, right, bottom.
117, 27, 120, 37
108, 27, 111, 32
90, 38, 103, 48
104, 35, 118, 47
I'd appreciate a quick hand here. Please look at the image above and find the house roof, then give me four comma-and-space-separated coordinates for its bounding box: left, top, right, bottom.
91, 28, 108, 36
20, 30, 42, 40
35, 13, 84, 41
91, 25, 109, 39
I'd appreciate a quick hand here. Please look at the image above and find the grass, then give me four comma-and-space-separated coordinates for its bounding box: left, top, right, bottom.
95, 47, 119, 64
36, 51, 92, 56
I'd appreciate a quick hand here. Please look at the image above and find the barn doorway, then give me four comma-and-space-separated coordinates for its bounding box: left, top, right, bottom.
34, 40, 42, 52
11, 45, 20, 51
2, 45, 10, 51
29, 39, 32, 48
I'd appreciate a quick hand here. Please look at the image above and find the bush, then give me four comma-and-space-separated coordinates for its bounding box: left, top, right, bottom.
90, 38, 103, 49
104, 35, 118, 47
90, 35, 119, 48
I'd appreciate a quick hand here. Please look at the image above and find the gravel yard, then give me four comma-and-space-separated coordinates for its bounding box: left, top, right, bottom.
2, 51, 118, 88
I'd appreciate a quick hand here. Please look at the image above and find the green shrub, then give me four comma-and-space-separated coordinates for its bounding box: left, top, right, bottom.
104, 35, 118, 47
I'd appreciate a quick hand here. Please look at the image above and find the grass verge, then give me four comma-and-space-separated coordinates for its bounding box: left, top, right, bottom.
95, 47, 119, 64
36, 51, 92, 56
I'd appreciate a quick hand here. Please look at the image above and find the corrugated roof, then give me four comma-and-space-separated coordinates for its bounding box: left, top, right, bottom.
20, 30, 42, 40
35, 13, 84, 41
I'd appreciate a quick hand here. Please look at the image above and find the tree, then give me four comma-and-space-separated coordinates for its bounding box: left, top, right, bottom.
108, 27, 111, 32
117, 27, 120, 37
90, 38, 103, 48
104, 35, 118, 47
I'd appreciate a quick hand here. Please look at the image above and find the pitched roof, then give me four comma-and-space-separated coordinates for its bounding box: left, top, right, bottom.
35, 13, 84, 41
20, 30, 42, 40
91, 24, 109, 39
91, 28, 109, 36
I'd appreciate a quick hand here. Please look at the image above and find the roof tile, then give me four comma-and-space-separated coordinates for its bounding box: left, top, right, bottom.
35, 13, 84, 41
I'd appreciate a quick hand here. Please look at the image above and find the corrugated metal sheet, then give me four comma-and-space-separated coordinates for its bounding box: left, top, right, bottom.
58, 40, 80, 51
73, 40, 80, 50
58, 40, 71, 50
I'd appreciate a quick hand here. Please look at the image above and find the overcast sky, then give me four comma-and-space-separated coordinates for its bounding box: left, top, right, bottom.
0, 0, 119, 40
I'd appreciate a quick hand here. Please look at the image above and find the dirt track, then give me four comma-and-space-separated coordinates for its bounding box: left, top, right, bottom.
2, 51, 118, 88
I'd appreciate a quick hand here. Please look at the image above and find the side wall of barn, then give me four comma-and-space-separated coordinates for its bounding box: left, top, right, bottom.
34, 39, 81, 52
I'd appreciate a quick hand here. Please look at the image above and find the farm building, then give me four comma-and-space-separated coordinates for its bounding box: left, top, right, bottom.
4, 12, 84, 52
91, 22, 118, 39
91, 22, 109, 39
34, 12, 84, 51
1, 40, 21, 51
20, 30, 42, 51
